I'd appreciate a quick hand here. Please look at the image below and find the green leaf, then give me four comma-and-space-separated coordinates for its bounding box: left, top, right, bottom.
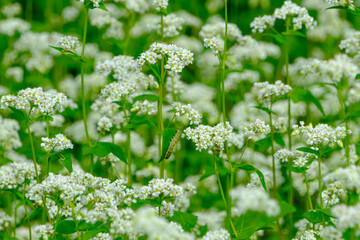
284, 165, 307, 173
82, 226, 108, 240
199, 165, 215, 181
56, 220, 77, 234
356, 141, 360, 156
253, 106, 277, 115
8, 106, 28, 122
168, 211, 198, 232
60, 152, 73, 173
264, 33, 288, 45
291, 88, 325, 116
235, 211, 271, 239
254, 137, 272, 153
255, 169, 267, 191
274, 133, 285, 147
296, 147, 319, 156
282, 30, 306, 38
133, 94, 160, 102
159, 129, 178, 163
93, 142, 127, 164
303, 210, 323, 224
279, 201, 296, 218
237, 163, 256, 171
326, 5, 360, 16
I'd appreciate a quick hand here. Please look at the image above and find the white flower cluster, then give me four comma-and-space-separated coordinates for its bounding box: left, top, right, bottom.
0, 18, 30, 36
137, 42, 194, 77
57, 35, 79, 51
41, 134, 73, 152
114, 0, 150, 13
224, 71, 260, 91
324, 165, 360, 192
339, 31, 360, 55
133, 207, 195, 240
201, 229, 230, 240
97, 116, 113, 132
322, 182, 345, 207
1, 3, 21, 18
91, 233, 112, 240
228, 36, 280, 63
250, 1, 316, 33
147, 13, 184, 38
0, 87, 76, 115
292, 122, 347, 148
0, 116, 22, 150
244, 119, 270, 139
153, 0, 168, 11
0, 210, 11, 231
131, 100, 157, 115
231, 186, 280, 217
172, 102, 202, 125
34, 224, 54, 240
95, 55, 140, 80
0, 162, 39, 189
138, 178, 185, 200
326, 0, 355, 10
183, 122, 233, 153
275, 149, 317, 167
301, 54, 359, 84
332, 204, 360, 236
252, 80, 292, 104
95, 81, 136, 103
199, 22, 242, 41
204, 37, 224, 55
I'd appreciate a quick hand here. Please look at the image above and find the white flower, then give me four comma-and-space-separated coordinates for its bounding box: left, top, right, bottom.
41, 134, 73, 152
202, 229, 230, 240
172, 102, 202, 125
97, 116, 113, 132
153, 0, 168, 11
244, 119, 270, 139
252, 80, 292, 104
57, 35, 79, 51
204, 37, 224, 55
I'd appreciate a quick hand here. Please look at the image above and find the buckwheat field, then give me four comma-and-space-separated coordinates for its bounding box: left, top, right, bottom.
2, 0, 360, 239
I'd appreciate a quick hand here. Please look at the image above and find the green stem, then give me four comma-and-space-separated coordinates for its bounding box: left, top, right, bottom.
81, 7, 91, 146
318, 157, 323, 210
159, 13, 165, 179
27, 122, 40, 183
70, 200, 81, 240
337, 85, 350, 166
123, 106, 132, 185
23, 181, 32, 240
215, 157, 238, 237
46, 115, 51, 178
13, 194, 16, 240
51, 207, 61, 239
304, 173, 313, 210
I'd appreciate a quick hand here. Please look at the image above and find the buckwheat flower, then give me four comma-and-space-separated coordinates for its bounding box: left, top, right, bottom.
244, 119, 270, 140
91, 233, 113, 240
5, 67, 23, 82
1, 3, 22, 18
0, 162, 39, 189
34, 224, 54, 240
183, 122, 233, 153
172, 102, 202, 125
292, 122, 347, 148
251, 1, 316, 33
0, 210, 11, 231
252, 80, 292, 104
153, 0, 168, 11
199, 22, 242, 41
0, 18, 30, 36
231, 186, 280, 217
95, 55, 140, 80
147, 13, 184, 38
332, 204, 360, 235
137, 43, 193, 77
293, 229, 319, 240
319, 226, 344, 240
204, 37, 224, 55
138, 178, 185, 200
250, 15, 275, 33
57, 35, 79, 52
348, 81, 360, 103
322, 182, 345, 207
0, 116, 22, 150
41, 134, 73, 152
326, 0, 355, 10
324, 165, 360, 192
339, 31, 360, 55
113, 0, 150, 13
131, 100, 157, 116
202, 229, 230, 240
97, 116, 113, 132
80, 0, 104, 8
